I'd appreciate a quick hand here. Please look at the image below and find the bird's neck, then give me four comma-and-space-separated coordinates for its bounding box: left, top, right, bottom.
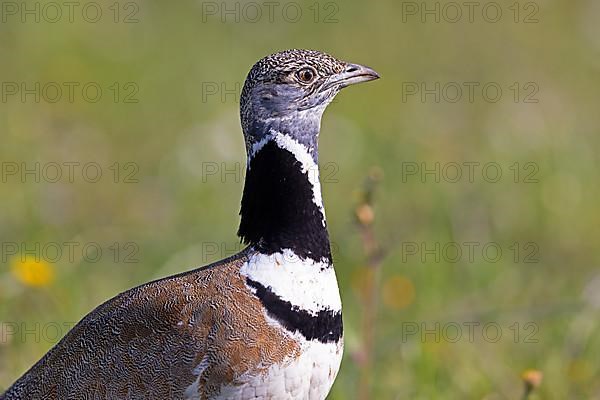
238, 130, 332, 264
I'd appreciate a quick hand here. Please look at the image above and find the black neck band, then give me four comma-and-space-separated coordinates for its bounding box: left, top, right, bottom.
246, 278, 342, 343
238, 140, 332, 263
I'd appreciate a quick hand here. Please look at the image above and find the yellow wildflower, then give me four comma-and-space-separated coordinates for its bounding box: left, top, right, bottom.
10, 256, 55, 287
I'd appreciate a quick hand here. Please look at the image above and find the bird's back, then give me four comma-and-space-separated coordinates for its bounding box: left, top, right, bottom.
1, 249, 312, 399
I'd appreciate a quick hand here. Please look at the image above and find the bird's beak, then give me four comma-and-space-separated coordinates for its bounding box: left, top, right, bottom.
320, 62, 380, 92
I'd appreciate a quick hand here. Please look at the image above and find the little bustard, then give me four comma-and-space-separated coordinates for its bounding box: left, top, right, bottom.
2, 49, 379, 400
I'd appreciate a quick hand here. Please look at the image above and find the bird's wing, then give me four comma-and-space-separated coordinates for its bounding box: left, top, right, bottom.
2, 249, 299, 400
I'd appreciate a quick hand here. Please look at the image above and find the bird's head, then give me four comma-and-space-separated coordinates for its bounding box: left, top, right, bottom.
240, 49, 379, 159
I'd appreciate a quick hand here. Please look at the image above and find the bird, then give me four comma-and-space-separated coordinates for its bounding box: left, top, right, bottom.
1, 49, 379, 400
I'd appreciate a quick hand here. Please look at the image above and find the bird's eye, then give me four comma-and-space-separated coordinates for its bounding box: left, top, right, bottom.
296, 68, 316, 83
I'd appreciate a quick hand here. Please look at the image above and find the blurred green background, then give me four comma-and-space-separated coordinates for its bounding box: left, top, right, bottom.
1, 0, 599, 398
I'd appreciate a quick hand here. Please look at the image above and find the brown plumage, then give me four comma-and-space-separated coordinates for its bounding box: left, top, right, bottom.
3, 250, 299, 399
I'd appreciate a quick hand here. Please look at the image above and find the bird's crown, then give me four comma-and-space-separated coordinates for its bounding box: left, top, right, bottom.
242, 49, 347, 88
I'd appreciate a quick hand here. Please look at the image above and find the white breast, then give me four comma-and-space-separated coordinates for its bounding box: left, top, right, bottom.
214, 337, 343, 400
240, 249, 342, 314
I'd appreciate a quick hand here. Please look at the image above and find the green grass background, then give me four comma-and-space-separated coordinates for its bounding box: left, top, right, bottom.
1, 0, 599, 398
